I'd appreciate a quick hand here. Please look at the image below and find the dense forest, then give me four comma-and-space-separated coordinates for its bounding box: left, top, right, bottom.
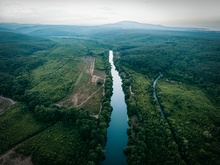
0, 22, 220, 164
0, 28, 113, 165
111, 30, 220, 164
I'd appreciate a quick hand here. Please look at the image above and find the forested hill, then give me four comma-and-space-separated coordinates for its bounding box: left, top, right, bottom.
0, 31, 54, 56
0, 22, 220, 165
0, 31, 51, 42
109, 30, 220, 104
0, 31, 55, 98
0, 21, 215, 37
0, 28, 112, 165
104, 25, 220, 164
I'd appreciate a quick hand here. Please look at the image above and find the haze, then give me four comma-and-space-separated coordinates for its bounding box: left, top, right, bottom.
0, 0, 220, 30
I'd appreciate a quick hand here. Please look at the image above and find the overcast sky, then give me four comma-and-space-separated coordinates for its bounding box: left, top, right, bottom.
0, 0, 220, 30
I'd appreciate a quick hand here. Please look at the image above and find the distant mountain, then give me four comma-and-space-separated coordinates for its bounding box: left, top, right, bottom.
100, 21, 207, 31
0, 21, 208, 38
100, 21, 168, 30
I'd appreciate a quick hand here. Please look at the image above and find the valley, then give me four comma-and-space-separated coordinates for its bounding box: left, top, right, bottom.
0, 22, 220, 165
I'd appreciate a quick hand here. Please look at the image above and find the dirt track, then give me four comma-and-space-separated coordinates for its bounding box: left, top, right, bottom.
0, 145, 33, 165
0, 96, 17, 115
56, 56, 106, 118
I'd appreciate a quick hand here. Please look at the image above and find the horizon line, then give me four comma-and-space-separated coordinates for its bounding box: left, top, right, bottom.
0, 20, 219, 31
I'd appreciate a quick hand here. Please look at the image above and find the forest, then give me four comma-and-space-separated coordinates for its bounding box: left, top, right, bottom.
0, 29, 113, 165
111, 30, 220, 164
0, 22, 220, 164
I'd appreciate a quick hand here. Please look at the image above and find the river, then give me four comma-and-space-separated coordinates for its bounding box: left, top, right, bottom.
102, 50, 129, 165
153, 74, 165, 118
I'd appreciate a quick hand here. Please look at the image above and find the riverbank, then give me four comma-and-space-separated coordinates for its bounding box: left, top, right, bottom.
102, 50, 129, 165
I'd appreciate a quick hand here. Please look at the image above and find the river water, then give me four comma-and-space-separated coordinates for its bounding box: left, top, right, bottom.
102, 50, 129, 165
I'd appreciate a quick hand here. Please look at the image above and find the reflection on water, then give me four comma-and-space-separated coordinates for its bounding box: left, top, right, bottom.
102, 50, 129, 165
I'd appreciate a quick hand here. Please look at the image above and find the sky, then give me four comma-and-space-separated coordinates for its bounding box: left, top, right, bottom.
0, 0, 220, 30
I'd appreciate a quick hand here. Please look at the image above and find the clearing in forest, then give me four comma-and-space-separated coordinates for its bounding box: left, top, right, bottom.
57, 56, 106, 115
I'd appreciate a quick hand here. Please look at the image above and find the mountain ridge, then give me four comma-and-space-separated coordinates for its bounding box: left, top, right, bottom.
0, 21, 208, 32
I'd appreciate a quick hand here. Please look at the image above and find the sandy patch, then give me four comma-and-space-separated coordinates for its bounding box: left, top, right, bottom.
91, 75, 99, 83
0, 96, 17, 115
0, 146, 33, 165
71, 94, 78, 107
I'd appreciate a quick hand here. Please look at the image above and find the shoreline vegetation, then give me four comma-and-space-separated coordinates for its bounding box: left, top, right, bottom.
113, 31, 220, 164
0, 30, 113, 165
0, 22, 220, 164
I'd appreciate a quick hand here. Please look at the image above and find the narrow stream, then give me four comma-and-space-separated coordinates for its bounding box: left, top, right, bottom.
102, 50, 129, 165
153, 73, 165, 118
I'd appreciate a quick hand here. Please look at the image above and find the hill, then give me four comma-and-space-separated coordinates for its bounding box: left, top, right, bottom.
0, 23, 220, 165
0, 21, 209, 37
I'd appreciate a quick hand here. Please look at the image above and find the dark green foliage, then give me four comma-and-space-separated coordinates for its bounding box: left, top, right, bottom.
0, 32, 54, 97
113, 30, 220, 164
0, 30, 113, 165
114, 31, 220, 104
23, 91, 50, 110
0, 104, 46, 154
0, 32, 54, 58
2, 23, 220, 165
16, 108, 107, 165
34, 105, 62, 123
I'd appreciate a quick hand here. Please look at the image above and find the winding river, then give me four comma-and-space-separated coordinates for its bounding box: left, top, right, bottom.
153, 74, 165, 118
102, 50, 129, 165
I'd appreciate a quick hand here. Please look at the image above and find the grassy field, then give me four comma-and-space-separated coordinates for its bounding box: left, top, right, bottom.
23, 38, 107, 113
56, 54, 106, 115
